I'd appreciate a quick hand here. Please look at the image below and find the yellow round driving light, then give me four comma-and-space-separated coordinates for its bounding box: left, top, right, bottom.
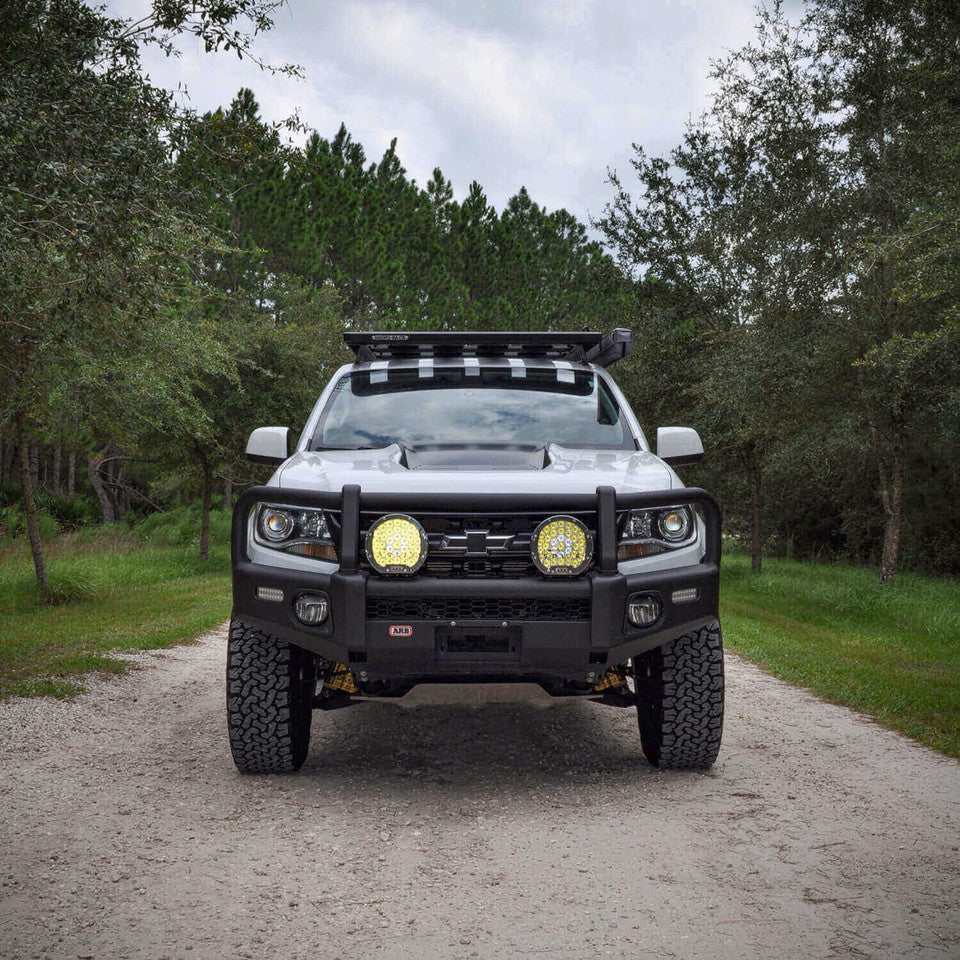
532, 515, 593, 576
365, 514, 428, 576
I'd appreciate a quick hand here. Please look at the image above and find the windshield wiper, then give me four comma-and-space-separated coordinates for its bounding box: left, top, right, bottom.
312, 443, 383, 451
312, 441, 408, 452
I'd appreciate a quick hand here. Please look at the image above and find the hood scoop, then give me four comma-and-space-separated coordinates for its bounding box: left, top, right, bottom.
400, 443, 550, 471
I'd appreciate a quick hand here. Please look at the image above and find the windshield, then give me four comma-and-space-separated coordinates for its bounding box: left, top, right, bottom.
311, 367, 635, 450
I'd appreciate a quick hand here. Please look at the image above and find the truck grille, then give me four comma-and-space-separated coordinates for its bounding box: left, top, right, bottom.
359, 510, 596, 580
366, 596, 591, 621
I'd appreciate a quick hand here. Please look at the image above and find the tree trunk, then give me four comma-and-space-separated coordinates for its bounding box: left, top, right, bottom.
29, 442, 39, 491
223, 477, 233, 509
4, 433, 15, 486
67, 447, 76, 500
4, 434, 15, 486
15, 410, 52, 603
199, 458, 212, 560
52, 443, 62, 497
88, 450, 116, 524
749, 464, 763, 574
67, 412, 79, 500
109, 458, 126, 516
0, 434, 9, 486
741, 442, 763, 573
877, 437, 905, 585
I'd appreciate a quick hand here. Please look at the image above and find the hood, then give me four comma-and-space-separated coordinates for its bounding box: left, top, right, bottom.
274, 443, 676, 496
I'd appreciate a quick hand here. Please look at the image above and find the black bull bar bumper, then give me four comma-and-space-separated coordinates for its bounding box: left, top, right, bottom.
231, 485, 721, 681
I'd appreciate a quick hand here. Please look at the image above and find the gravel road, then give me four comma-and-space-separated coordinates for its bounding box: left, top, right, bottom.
2, 623, 959, 960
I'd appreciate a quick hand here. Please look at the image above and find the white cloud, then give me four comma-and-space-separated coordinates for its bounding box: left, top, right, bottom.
342, 3, 588, 145
104, 0, 762, 224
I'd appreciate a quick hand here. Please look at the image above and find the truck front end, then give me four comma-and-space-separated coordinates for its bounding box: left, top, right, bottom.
228, 331, 724, 774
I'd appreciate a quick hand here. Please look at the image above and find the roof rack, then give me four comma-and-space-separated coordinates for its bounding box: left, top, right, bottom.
343, 329, 633, 367
584, 327, 633, 368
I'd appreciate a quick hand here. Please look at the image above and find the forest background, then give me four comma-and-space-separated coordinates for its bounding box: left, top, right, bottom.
2, 0, 959, 604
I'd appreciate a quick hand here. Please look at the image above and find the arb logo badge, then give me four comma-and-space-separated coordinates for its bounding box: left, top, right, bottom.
389, 625, 413, 637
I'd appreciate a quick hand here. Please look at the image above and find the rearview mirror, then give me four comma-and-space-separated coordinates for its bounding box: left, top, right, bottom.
246, 426, 289, 466
656, 426, 703, 465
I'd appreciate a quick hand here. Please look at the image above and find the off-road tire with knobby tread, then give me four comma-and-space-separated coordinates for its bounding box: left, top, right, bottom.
226, 619, 315, 774
634, 621, 724, 770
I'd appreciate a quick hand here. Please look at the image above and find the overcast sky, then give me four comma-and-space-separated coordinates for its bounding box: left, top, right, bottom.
108, 0, 762, 226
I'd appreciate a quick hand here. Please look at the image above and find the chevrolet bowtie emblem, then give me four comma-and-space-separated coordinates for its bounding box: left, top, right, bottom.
440, 531, 516, 555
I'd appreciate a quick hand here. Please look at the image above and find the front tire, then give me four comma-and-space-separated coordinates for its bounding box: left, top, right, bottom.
226, 619, 315, 774
635, 621, 724, 770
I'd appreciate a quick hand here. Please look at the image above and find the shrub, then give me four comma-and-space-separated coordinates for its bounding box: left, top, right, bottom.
46, 568, 101, 604
37, 493, 97, 529
37, 510, 60, 541
134, 506, 231, 548
0, 504, 24, 539
0, 482, 22, 509
0, 505, 57, 541
2, 565, 100, 606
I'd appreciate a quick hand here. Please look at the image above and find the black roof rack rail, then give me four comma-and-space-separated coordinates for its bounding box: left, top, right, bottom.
343, 329, 633, 367
585, 328, 633, 367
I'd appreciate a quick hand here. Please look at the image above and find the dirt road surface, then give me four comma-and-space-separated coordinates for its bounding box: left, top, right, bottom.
1, 623, 958, 959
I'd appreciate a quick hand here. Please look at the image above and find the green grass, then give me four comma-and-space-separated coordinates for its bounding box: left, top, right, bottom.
0, 530, 231, 698
721, 552, 960, 758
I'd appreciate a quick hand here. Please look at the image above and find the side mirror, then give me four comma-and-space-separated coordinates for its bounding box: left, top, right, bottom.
246, 426, 290, 466
656, 426, 703, 465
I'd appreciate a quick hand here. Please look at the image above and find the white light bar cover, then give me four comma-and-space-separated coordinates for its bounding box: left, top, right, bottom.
256, 586, 284, 602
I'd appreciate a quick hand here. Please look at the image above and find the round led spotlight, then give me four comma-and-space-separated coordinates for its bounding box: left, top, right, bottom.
532, 515, 593, 576
365, 514, 428, 577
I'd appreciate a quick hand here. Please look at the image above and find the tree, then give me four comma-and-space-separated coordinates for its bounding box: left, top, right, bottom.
1, 1, 182, 597
813, 0, 960, 581
599, 2, 837, 572
0, 0, 291, 599
170, 91, 349, 555
279, 119, 631, 332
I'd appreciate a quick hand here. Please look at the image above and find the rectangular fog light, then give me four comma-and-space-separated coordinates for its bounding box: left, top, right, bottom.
256, 586, 284, 602
671, 587, 700, 604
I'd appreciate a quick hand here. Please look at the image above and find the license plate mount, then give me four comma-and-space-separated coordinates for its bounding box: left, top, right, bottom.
435, 625, 521, 661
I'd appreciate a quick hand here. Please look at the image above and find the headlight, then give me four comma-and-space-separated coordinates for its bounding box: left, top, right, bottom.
365, 514, 427, 576
658, 509, 692, 541
618, 506, 696, 560
532, 515, 593, 576
254, 504, 337, 561
261, 509, 295, 542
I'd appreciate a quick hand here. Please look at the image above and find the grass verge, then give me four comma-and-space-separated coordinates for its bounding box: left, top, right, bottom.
721, 553, 960, 759
0, 533, 230, 698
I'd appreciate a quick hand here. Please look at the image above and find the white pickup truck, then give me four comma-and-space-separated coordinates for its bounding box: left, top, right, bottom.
228, 330, 723, 773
